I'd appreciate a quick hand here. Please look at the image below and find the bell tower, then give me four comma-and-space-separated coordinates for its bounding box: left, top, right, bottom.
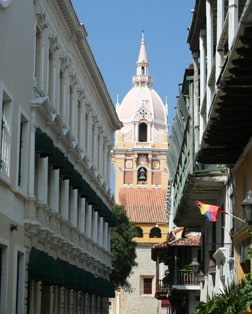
111, 32, 169, 314
112, 32, 169, 204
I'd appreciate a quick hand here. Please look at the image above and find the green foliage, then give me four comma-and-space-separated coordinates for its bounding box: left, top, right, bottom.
194, 280, 252, 314
110, 204, 138, 290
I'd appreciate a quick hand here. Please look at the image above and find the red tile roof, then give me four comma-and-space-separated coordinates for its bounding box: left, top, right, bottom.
152, 228, 201, 249
119, 188, 168, 224
169, 233, 201, 246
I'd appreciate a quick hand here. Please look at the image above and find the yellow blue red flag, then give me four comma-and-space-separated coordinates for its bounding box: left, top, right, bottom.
195, 201, 227, 222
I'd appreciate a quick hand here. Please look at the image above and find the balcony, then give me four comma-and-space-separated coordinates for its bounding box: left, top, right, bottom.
155, 269, 200, 300
172, 270, 200, 290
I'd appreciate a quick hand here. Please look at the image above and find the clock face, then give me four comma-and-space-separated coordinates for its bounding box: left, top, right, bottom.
0, 0, 12, 8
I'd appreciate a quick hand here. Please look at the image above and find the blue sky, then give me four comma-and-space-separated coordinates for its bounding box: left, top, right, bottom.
71, 0, 195, 128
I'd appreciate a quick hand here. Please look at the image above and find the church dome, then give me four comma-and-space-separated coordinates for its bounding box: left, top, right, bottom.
116, 32, 168, 141
117, 85, 167, 125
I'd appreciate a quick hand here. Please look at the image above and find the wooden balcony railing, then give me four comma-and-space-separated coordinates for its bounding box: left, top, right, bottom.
175, 270, 199, 285
156, 270, 199, 293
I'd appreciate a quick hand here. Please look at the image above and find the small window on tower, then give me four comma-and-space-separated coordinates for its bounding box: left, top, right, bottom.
141, 66, 144, 75
139, 123, 147, 142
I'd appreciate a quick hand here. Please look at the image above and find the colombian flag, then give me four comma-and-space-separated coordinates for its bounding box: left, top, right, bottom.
195, 201, 227, 222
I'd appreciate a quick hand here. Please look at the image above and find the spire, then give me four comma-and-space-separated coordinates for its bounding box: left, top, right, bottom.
137, 30, 148, 65
133, 31, 152, 87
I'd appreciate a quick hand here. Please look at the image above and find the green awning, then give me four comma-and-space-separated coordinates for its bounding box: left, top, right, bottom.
28, 248, 114, 297
28, 248, 64, 285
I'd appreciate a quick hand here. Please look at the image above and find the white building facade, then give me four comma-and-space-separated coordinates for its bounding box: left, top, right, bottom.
0, 0, 121, 313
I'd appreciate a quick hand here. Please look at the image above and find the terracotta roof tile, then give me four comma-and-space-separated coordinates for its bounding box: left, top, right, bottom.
152, 229, 201, 249
169, 233, 201, 246
119, 188, 168, 224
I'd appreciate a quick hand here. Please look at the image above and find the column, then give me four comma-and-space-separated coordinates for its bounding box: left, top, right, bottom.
199, 29, 206, 140
84, 106, 90, 152
59, 56, 69, 122
70, 77, 78, 138
206, 0, 214, 115
49, 168, 60, 213
78, 197, 86, 234
103, 145, 108, 183
193, 52, 200, 153
92, 211, 98, 243
107, 226, 111, 252
60, 178, 70, 221
77, 90, 85, 147
28, 119, 36, 198
86, 205, 93, 239
228, 0, 238, 50
37, 157, 48, 204
199, 29, 206, 107
98, 134, 103, 174
98, 217, 103, 247
103, 222, 108, 251
107, 149, 111, 187
40, 27, 47, 91
216, 0, 225, 80
86, 111, 92, 159
69, 188, 78, 227
93, 122, 98, 167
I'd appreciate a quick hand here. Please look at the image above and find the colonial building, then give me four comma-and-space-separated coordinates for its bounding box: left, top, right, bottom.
0, 0, 121, 313
112, 33, 169, 314
165, 0, 252, 312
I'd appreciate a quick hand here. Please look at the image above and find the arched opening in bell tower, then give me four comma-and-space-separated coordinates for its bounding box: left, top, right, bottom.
138, 167, 147, 183
139, 122, 147, 142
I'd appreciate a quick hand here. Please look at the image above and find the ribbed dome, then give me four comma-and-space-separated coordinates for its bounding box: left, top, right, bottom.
117, 85, 167, 125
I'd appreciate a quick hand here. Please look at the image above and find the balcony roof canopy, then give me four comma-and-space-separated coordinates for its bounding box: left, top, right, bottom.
174, 171, 227, 230
197, 24, 252, 164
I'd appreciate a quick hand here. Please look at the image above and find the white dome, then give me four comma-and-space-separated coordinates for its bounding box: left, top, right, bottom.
117, 85, 167, 126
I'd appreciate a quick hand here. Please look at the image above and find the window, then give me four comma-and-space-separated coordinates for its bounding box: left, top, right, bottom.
150, 227, 161, 238
15, 251, 25, 314
140, 277, 153, 295
0, 87, 12, 178
35, 27, 42, 86
136, 227, 143, 238
48, 49, 54, 101
59, 69, 64, 115
138, 123, 147, 142
17, 114, 28, 190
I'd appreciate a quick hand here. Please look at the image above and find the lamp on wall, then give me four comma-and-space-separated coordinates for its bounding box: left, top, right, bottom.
191, 257, 200, 275
241, 190, 252, 225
